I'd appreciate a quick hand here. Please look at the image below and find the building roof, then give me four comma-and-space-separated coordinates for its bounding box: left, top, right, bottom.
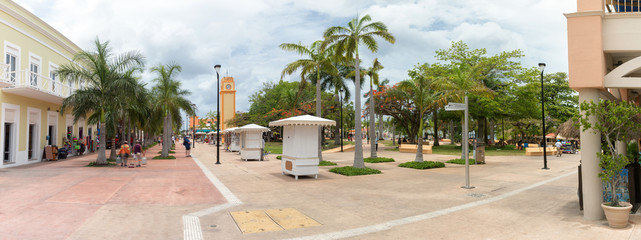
224, 127, 239, 132
269, 115, 336, 127
235, 124, 270, 133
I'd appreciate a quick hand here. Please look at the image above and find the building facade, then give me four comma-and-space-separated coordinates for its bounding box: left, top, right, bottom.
0, 0, 94, 167
566, 0, 641, 220
220, 76, 236, 131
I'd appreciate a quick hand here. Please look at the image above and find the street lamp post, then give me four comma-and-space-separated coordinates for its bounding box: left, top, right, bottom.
339, 88, 344, 152
215, 64, 221, 165
192, 114, 195, 148
539, 62, 549, 170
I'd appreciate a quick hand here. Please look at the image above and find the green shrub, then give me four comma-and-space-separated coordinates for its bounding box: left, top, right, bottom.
87, 161, 116, 167
319, 160, 337, 166
276, 155, 282, 160
330, 166, 381, 176
152, 155, 176, 160
446, 158, 476, 165
364, 157, 395, 163
143, 142, 158, 150
501, 145, 516, 150
398, 161, 445, 169
157, 151, 176, 154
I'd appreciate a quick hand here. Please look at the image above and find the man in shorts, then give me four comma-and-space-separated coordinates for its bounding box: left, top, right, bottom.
184, 136, 192, 157
133, 141, 144, 167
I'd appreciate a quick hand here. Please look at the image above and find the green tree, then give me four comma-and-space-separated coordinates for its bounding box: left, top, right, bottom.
151, 63, 196, 157
363, 58, 383, 158
401, 65, 440, 162
58, 38, 145, 165
322, 14, 395, 168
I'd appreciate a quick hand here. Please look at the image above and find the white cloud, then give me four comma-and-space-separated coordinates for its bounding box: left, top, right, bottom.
13, 0, 576, 120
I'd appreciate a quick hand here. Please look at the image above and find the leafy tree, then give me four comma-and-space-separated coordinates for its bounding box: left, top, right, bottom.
399, 70, 439, 162
322, 14, 395, 168
151, 64, 196, 157
58, 38, 145, 165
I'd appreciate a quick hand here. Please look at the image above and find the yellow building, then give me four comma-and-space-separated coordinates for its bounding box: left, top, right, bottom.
220, 76, 236, 130
0, 0, 95, 167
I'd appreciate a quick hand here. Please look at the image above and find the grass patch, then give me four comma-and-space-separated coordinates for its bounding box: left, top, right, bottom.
445, 158, 477, 165
319, 160, 337, 166
107, 159, 116, 162
143, 142, 158, 150
86, 161, 116, 167
265, 142, 283, 154
398, 161, 445, 169
276, 155, 282, 160
152, 155, 176, 160
330, 166, 381, 176
385, 147, 399, 152
364, 157, 395, 163
157, 151, 176, 154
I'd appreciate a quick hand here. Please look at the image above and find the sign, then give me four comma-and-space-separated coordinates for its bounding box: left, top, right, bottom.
445, 103, 466, 111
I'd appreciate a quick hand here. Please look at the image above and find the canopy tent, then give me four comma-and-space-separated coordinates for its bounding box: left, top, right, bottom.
269, 115, 336, 180
235, 124, 270, 161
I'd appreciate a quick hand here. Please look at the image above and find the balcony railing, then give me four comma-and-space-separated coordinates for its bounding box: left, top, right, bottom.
0, 63, 12, 84
605, 0, 641, 13
3, 69, 72, 98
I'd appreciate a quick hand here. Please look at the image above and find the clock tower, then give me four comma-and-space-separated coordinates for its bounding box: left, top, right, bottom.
220, 76, 236, 131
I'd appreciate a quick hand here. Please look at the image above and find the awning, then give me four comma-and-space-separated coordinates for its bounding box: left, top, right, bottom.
269, 115, 336, 127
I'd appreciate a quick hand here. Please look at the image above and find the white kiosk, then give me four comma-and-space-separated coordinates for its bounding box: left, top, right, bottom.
235, 124, 270, 161
269, 115, 336, 180
224, 127, 241, 152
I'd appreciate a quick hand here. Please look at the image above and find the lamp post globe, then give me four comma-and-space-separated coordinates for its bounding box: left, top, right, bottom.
539, 62, 549, 170
215, 64, 221, 165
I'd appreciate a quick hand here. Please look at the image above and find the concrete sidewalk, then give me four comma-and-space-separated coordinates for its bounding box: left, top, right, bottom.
192, 143, 641, 240
0, 144, 225, 240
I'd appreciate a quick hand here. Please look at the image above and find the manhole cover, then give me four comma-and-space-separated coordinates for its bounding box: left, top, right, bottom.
468, 193, 486, 198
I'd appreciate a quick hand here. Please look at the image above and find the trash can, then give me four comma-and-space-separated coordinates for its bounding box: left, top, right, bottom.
476, 143, 485, 164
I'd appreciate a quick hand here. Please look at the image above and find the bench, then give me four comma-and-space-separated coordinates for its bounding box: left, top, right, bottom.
525, 147, 558, 156
399, 144, 432, 154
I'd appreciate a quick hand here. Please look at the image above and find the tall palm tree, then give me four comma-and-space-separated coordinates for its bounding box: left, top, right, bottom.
364, 58, 383, 158
58, 38, 145, 165
322, 14, 395, 168
315, 63, 355, 145
280, 40, 339, 162
399, 74, 439, 162
151, 63, 196, 157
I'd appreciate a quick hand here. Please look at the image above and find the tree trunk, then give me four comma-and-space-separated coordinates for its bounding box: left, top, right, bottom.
353, 55, 364, 168
162, 113, 172, 157
334, 92, 341, 145
316, 70, 323, 162
392, 124, 396, 146
369, 79, 377, 158
433, 111, 440, 146
415, 117, 424, 162
449, 121, 455, 144
96, 122, 107, 164
489, 119, 495, 146
378, 114, 383, 141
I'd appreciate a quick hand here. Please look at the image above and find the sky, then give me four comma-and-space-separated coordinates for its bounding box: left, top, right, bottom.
15, 0, 576, 119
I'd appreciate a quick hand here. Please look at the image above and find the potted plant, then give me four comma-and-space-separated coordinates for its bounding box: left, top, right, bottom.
578, 99, 641, 228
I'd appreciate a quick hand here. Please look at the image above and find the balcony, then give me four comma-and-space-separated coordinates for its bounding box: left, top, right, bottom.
0, 63, 13, 88
605, 0, 641, 13
2, 69, 72, 104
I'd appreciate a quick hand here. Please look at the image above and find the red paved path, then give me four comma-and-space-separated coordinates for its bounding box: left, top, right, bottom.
0, 143, 225, 240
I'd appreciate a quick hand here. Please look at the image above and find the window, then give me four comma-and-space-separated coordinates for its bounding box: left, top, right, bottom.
4, 41, 20, 84
29, 54, 41, 87
49, 63, 58, 93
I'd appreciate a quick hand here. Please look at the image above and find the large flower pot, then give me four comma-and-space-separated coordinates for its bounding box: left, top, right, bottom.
601, 202, 633, 228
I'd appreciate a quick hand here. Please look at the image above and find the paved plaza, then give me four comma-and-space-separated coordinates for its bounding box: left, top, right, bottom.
1, 142, 641, 239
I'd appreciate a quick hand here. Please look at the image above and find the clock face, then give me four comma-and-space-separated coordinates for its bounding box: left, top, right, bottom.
225, 84, 232, 90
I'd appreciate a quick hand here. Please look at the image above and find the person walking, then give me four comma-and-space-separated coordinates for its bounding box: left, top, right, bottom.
183, 136, 192, 157
119, 141, 131, 167
133, 141, 144, 167
555, 140, 563, 157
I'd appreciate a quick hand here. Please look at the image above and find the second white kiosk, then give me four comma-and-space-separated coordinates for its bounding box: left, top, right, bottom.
235, 124, 270, 161
269, 115, 336, 180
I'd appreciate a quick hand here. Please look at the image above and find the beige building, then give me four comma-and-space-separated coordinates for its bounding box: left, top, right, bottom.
0, 0, 94, 167
566, 0, 641, 220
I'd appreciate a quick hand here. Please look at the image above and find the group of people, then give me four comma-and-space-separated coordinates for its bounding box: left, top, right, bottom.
118, 140, 145, 168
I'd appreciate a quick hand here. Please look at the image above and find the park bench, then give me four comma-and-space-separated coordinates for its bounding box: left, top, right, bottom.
525, 147, 557, 156
399, 144, 432, 154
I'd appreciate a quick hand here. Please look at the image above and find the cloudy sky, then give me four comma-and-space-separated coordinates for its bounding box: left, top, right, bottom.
15, 0, 576, 118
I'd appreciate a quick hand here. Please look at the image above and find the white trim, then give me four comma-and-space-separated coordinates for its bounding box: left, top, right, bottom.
46, 111, 58, 146
1, 103, 20, 165
4, 40, 20, 83
26, 107, 41, 161
0, 8, 75, 61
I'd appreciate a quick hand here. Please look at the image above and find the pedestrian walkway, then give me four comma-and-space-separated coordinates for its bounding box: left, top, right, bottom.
191, 143, 641, 240
0, 143, 225, 240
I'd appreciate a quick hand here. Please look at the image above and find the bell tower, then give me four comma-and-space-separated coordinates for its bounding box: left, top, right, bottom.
220, 76, 236, 130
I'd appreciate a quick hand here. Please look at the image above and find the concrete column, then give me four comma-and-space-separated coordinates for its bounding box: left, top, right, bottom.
578, 88, 603, 220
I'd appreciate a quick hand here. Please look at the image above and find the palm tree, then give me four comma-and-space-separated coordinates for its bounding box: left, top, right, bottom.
315, 63, 355, 145
322, 14, 395, 168
151, 63, 196, 157
58, 38, 145, 165
399, 74, 439, 162
364, 58, 383, 158
280, 40, 339, 162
